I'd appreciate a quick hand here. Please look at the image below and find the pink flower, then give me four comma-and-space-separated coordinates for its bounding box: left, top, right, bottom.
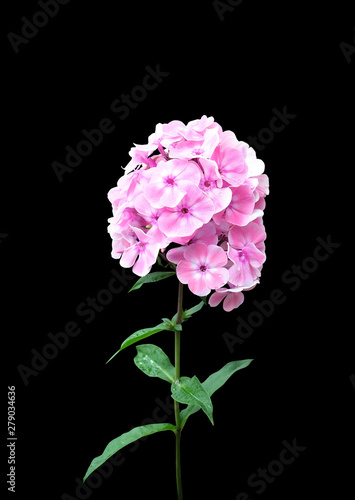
198, 157, 232, 213
209, 286, 245, 312
177, 243, 229, 296
110, 231, 134, 260
144, 159, 201, 208
134, 194, 170, 247
166, 222, 218, 264
227, 222, 266, 288
107, 116, 269, 307
158, 184, 215, 239
213, 184, 259, 227
253, 174, 270, 211
120, 226, 160, 277
124, 148, 158, 173
108, 207, 146, 245
245, 147, 265, 178
108, 168, 153, 215
168, 128, 220, 160
159, 120, 186, 148
211, 144, 249, 187
182, 115, 217, 140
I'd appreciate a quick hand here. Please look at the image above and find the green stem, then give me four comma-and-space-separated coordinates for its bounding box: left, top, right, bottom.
174, 281, 184, 500
159, 250, 177, 271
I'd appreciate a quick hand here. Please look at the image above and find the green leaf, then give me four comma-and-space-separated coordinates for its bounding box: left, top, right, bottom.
134, 344, 175, 383
202, 359, 253, 395
182, 301, 204, 321
128, 271, 175, 292
171, 376, 214, 425
106, 306, 185, 363
156, 254, 164, 268
170, 301, 204, 325
83, 423, 176, 482
180, 359, 253, 428
106, 323, 168, 363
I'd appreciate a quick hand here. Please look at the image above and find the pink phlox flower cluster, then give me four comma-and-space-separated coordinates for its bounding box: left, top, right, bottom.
108, 116, 269, 311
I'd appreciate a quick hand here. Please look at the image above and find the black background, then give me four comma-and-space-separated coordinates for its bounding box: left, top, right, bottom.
2, 1, 354, 499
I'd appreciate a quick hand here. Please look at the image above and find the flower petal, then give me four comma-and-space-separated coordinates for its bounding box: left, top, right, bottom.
206, 244, 228, 268
223, 292, 244, 311
177, 260, 199, 285
187, 272, 211, 296
205, 267, 229, 290
183, 242, 208, 265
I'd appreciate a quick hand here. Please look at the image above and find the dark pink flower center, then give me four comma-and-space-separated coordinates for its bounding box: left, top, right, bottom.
204, 181, 211, 188
181, 208, 189, 214
238, 249, 246, 261
166, 177, 175, 185
200, 265, 207, 272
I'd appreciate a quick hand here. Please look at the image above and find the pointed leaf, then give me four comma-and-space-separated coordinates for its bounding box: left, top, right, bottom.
180, 359, 253, 428
171, 376, 214, 425
83, 423, 176, 482
106, 323, 168, 363
202, 359, 253, 396
182, 301, 204, 321
170, 301, 204, 325
128, 271, 175, 292
134, 344, 175, 383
